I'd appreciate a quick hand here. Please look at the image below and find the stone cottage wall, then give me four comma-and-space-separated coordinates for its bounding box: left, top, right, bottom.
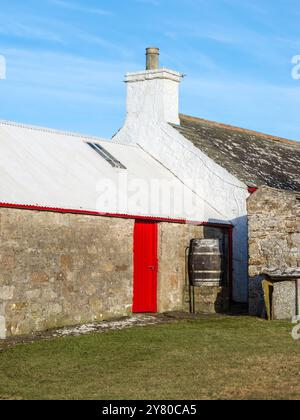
0, 208, 134, 338
248, 187, 300, 316
158, 223, 202, 313
0, 208, 232, 338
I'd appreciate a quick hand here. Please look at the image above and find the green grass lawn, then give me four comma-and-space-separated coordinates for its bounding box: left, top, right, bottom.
0, 317, 299, 400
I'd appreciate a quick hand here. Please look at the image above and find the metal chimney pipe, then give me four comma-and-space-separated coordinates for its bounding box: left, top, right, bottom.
146, 47, 160, 70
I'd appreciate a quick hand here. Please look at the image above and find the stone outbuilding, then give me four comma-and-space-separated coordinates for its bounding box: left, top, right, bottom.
0, 47, 299, 337
0, 120, 232, 338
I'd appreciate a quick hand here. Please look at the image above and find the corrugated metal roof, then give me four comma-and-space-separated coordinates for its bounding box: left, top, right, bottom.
0, 120, 224, 223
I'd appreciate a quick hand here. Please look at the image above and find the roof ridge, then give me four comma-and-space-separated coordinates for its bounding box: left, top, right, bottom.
179, 114, 300, 148
0, 119, 135, 147
0, 119, 110, 142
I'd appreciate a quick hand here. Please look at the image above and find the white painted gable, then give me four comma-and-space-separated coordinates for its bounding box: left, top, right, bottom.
114, 66, 250, 303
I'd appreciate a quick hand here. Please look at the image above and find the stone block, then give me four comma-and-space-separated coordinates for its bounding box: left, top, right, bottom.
1, 255, 15, 270
0, 286, 15, 301
25, 290, 41, 300
273, 281, 297, 320
11, 319, 36, 337
85, 284, 97, 297
11, 302, 28, 311
183, 285, 230, 314
60, 255, 72, 270
49, 303, 63, 315
42, 288, 58, 301
31, 272, 49, 285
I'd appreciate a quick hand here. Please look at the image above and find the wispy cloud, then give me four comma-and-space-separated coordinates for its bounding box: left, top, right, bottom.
134, 0, 160, 6
49, 0, 112, 16
0, 47, 137, 102
0, 47, 138, 136
161, 18, 293, 69
220, 0, 267, 15
0, 11, 131, 57
0, 13, 64, 44
164, 22, 236, 45
78, 33, 133, 58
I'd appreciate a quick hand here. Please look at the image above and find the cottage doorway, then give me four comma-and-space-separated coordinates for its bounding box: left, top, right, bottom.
133, 221, 158, 313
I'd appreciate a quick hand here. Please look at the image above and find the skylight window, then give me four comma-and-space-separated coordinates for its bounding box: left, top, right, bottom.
87, 142, 126, 169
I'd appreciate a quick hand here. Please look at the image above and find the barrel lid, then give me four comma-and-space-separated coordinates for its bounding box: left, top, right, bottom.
191, 239, 221, 246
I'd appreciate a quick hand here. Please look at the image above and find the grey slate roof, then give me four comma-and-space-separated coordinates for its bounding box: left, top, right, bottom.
172, 115, 300, 192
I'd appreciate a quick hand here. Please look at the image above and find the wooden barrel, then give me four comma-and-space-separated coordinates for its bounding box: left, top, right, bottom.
188, 239, 224, 287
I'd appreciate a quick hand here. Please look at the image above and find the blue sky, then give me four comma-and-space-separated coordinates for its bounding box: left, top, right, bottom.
0, 0, 299, 140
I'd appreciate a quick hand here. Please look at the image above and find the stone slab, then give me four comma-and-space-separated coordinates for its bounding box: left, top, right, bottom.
273, 281, 297, 320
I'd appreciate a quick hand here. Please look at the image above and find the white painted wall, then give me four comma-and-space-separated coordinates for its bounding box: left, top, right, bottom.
125, 69, 182, 125
114, 69, 250, 302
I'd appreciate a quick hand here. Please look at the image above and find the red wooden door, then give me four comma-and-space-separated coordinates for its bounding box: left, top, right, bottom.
133, 221, 158, 313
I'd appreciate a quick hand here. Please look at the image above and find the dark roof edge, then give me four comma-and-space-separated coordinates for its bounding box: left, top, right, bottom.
179, 114, 300, 148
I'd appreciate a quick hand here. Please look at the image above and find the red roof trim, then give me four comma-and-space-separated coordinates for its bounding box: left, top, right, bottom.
0, 202, 233, 229
248, 187, 258, 194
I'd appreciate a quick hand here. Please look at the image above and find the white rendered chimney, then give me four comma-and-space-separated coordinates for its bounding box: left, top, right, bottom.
124, 48, 183, 126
